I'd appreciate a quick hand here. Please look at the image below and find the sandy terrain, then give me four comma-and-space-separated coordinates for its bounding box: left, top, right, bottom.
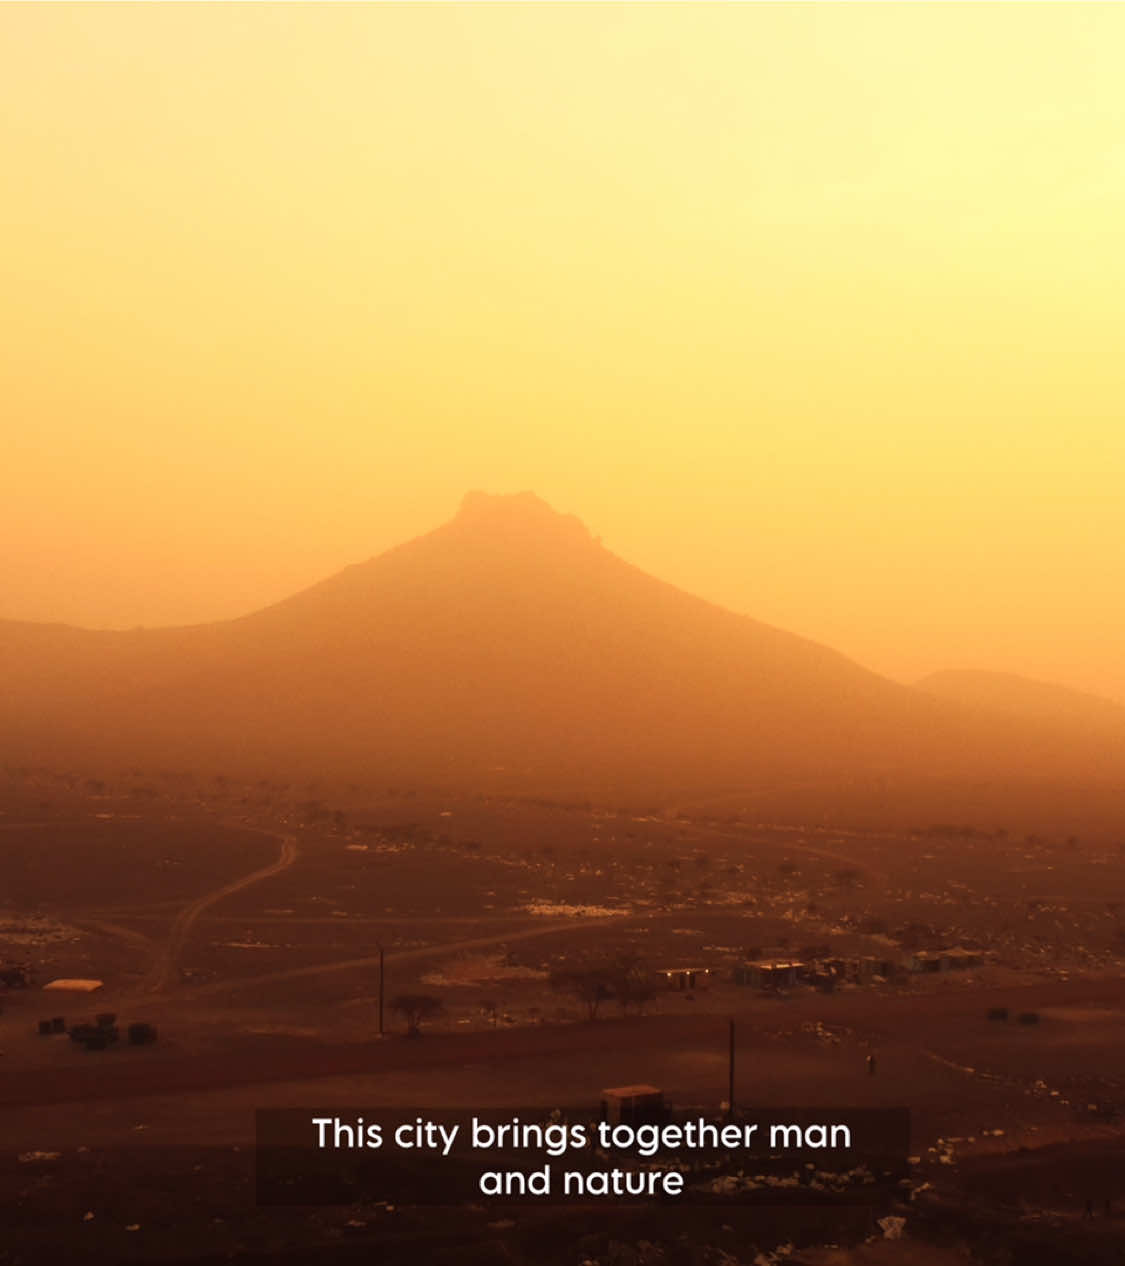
4, 779, 1125, 1264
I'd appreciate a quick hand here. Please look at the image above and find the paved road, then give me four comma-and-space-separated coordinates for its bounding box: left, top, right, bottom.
141, 829, 298, 994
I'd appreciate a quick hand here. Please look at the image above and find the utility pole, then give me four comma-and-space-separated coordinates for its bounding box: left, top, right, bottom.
727, 1017, 735, 1122
377, 940, 385, 1038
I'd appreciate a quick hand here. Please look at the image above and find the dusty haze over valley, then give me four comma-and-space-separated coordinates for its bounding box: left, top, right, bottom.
3, 6, 1125, 1266
4, 490, 1124, 835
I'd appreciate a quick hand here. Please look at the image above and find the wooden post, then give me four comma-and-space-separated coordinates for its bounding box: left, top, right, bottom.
378, 941, 385, 1038
728, 1017, 735, 1121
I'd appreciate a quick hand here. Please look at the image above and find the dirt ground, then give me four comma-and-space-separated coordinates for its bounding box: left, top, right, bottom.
3, 773, 1125, 1264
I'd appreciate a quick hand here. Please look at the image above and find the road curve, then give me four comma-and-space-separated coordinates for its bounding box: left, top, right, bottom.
180, 911, 625, 1000
180, 901, 819, 1002
141, 829, 298, 994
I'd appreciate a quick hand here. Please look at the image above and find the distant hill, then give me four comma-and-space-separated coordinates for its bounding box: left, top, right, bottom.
3, 493, 1123, 820
918, 670, 1125, 735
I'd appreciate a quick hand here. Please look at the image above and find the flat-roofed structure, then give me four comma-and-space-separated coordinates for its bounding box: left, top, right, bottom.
601, 1084, 664, 1126
909, 951, 948, 973
658, 967, 712, 991
735, 960, 805, 989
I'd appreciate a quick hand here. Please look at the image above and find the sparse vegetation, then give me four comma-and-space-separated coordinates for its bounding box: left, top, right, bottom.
389, 993, 445, 1036
548, 963, 614, 1021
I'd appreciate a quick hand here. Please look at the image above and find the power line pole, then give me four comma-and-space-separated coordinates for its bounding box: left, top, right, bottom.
728, 1017, 735, 1122
377, 940, 385, 1038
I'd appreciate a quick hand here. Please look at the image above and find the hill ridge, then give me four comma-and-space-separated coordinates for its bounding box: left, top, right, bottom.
2, 494, 1122, 817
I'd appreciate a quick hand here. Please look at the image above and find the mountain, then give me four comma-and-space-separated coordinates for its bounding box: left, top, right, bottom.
3, 492, 1123, 818
918, 670, 1125, 736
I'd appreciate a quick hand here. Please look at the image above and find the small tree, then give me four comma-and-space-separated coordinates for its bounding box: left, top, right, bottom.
390, 993, 444, 1037
549, 965, 613, 1021
611, 953, 655, 1016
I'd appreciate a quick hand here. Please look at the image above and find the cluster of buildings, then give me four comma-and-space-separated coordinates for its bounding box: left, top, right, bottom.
657, 947, 985, 994
734, 955, 900, 991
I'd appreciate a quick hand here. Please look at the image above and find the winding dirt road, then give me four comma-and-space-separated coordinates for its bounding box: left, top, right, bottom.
141, 829, 298, 994
180, 910, 624, 999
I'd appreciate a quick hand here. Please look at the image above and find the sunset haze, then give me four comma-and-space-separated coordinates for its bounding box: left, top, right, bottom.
3, 4, 1124, 701
6, 11, 1125, 1257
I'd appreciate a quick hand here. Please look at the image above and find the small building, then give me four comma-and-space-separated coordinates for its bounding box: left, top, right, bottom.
908, 948, 983, 974
43, 978, 104, 993
820, 957, 851, 980
0, 963, 32, 988
601, 1085, 664, 1127
659, 967, 712, 992
735, 960, 805, 989
856, 956, 898, 981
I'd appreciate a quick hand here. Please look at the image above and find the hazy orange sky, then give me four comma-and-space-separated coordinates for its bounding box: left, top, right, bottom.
3, 5, 1124, 702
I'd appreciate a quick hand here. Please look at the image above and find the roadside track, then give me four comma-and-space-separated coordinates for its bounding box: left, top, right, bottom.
141, 830, 298, 994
